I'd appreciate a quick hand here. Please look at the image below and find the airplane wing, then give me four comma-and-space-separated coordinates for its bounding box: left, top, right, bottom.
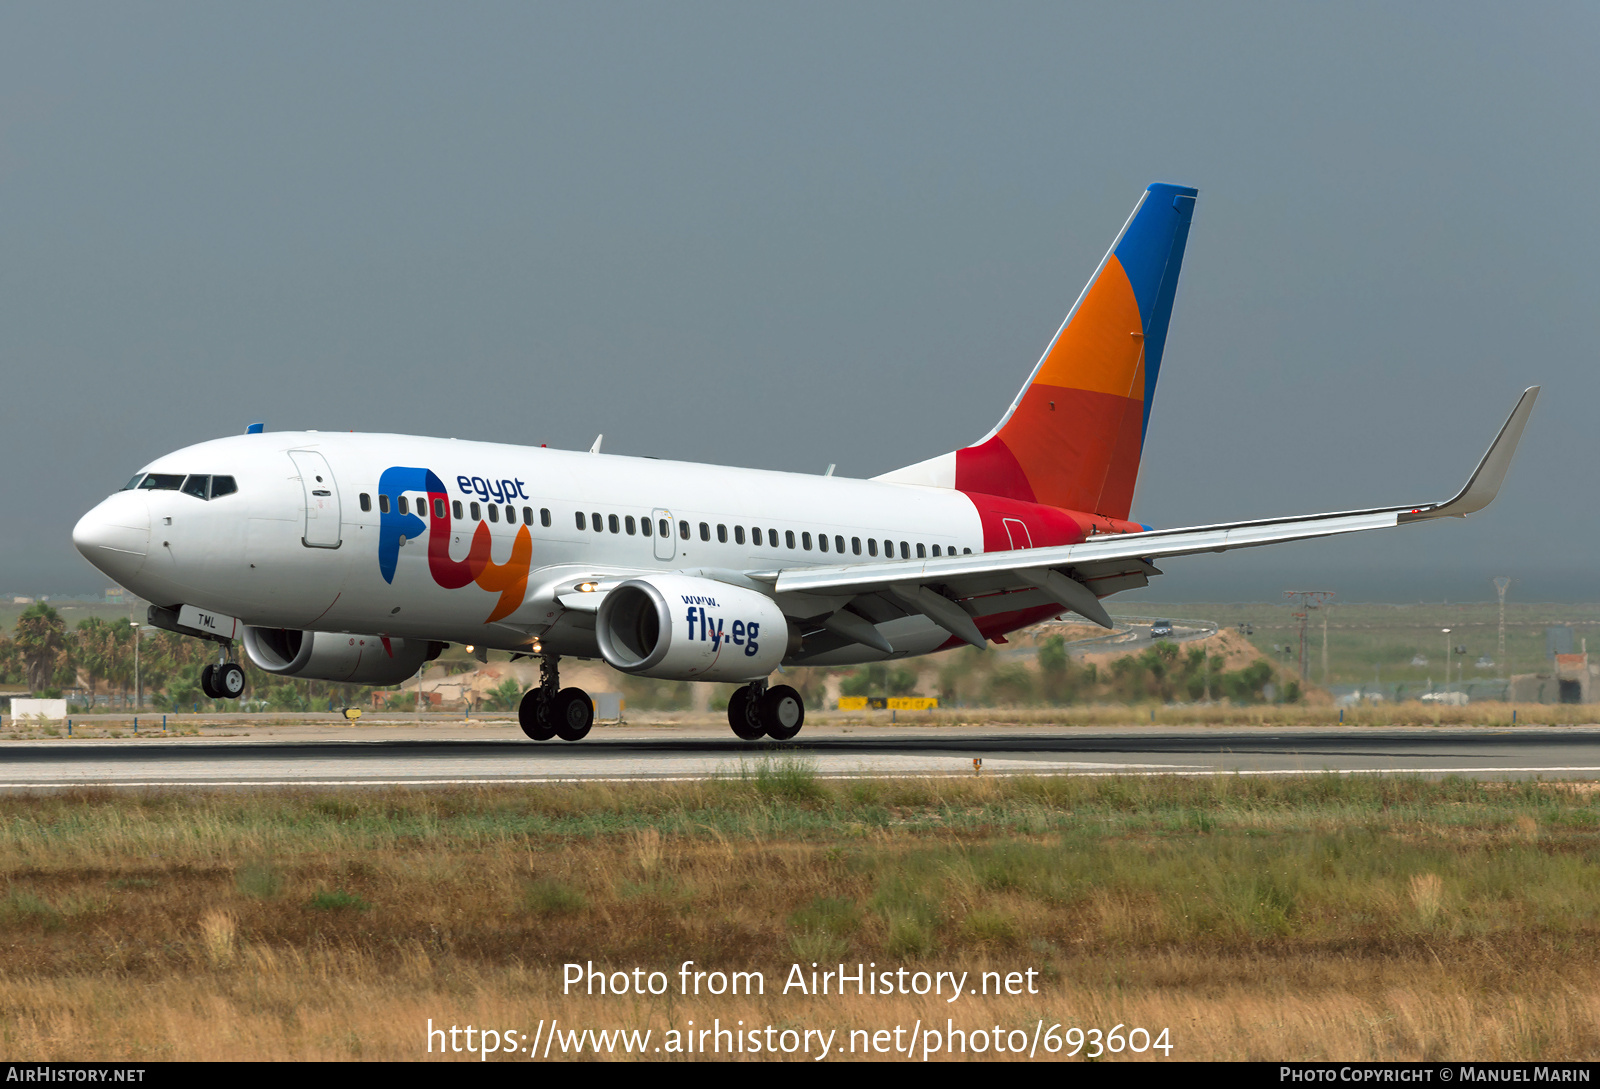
760, 387, 1539, 652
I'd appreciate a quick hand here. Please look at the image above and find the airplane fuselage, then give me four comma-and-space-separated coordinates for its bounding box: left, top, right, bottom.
76, 431, 1139, 665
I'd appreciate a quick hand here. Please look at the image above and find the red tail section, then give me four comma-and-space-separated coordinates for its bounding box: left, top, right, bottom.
879, 183, 1195, 522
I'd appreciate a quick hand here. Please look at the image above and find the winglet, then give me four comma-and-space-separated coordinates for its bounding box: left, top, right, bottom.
1402, 387, 1539, 522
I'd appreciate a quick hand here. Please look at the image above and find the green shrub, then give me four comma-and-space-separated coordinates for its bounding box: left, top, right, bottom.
308, 889, 370, 911
524, 879, 586, 916
0, 886, 61, 929
236, 862, 284, 899
484, 678, 523, 711
961, 908, 1021, 947
884, 916, 936, 956
744, 755, 829, 804
789, 896, 860, 937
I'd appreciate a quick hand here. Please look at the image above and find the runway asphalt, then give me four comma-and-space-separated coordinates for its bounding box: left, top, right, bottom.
3, 723, 1600, 788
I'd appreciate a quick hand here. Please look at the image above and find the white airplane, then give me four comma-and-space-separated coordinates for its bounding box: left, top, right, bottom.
72, 184, 1538, 743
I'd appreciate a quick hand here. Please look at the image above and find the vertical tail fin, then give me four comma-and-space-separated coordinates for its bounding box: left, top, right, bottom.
878, 183, 1196, 520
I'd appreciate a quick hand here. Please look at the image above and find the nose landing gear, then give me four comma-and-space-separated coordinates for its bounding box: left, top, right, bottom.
216, 662, 246, 699
518, 655, 594, 742
726, 681, 805, 741
200, 652, 245, 701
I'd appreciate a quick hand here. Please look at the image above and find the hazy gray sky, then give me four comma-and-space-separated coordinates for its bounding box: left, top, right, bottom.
2, 3, 1595, 602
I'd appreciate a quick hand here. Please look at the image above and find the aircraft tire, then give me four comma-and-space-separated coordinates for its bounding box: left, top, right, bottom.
216, 663, 246, 699
727, 685, 766, 740
552, 688, 594, 741
759, 684, 805, 741
518, 689, 556, 741
200, 664, 220, 700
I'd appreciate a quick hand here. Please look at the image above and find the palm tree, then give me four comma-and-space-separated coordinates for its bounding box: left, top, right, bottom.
101, 619, 135, 707
140, 629, 209, 704
485, 677, 524, 711
15, 604, 68, 693
0, 636, 20, 685
74, 617, 111, 707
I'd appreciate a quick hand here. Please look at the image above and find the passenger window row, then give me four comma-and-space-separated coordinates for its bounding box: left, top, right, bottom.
589, 513, 972, 559
121, 473, 238, 500
576, 511, 669, 537
358, 492, 552, 528
351, 492, 972, 558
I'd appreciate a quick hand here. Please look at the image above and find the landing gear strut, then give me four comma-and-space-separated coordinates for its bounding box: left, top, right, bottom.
518, 654, 594, 742
728, 681, 766, 740
727, 681, 805, 742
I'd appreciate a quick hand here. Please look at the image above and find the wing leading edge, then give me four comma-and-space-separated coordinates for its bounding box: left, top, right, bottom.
765, 388, 1539, 651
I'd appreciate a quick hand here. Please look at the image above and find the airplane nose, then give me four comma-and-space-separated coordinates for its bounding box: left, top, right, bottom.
72, 495, 150, 582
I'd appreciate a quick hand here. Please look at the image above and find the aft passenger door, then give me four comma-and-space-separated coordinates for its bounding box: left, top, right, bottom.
652, 508, 675, 561
1002, 517, 1033, 550
288, 450, 342, 549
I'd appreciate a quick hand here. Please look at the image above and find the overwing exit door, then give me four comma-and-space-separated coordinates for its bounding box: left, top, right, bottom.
289, 450, 342, 549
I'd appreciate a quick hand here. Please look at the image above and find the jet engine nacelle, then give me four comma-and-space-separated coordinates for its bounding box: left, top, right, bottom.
595, 574, 786, 682
242, 627, 443, 686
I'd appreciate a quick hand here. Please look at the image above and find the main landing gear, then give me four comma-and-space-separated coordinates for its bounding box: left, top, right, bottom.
200, 648, 245, 701
518, 654, 594, 742
727, 680, 805, 742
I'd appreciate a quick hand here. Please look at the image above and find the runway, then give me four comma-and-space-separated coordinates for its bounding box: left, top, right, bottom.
3, 723, 1600, 788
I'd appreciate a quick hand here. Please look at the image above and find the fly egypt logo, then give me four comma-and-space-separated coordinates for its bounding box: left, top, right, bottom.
377, 466, 532, 625
681, 596, 762, 657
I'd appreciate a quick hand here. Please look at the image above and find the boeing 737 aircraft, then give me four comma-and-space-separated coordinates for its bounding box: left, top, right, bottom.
72, 183, 1538, 743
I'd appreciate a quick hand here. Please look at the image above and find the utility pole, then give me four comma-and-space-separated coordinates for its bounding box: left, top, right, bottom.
1283, 591, 1335, 686
1321, 603, 1331, 687
1493, 576, 1510, 681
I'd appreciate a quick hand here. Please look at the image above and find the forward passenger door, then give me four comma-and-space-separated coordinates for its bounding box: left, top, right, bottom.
288, 450, 342, 549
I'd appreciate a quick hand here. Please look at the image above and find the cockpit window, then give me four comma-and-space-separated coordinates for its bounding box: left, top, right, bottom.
132, 473, 238, 499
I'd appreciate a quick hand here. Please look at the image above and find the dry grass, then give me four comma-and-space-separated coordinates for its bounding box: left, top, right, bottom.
4, 957, 1598, 1061
0, 771, 1597, 1060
